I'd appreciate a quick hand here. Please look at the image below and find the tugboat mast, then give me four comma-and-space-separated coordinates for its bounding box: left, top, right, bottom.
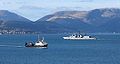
38, 34, 40, 41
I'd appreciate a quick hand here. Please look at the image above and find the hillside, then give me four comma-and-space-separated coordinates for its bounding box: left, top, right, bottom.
0, 8, 120, 34
0, 10, 33, 32
37, 8, 120, 32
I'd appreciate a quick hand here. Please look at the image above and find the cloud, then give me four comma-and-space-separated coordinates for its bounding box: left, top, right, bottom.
74, 0, 94, 2
19, 6, 46, 10
51, 0, 93, 2
53, 7, 84, 11
79, 0, 93, 2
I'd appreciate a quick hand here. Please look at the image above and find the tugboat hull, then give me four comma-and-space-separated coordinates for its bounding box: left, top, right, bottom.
25, 44, 48, 48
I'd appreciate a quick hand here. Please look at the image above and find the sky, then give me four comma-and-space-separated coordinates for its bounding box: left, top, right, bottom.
0, 0, 120, 21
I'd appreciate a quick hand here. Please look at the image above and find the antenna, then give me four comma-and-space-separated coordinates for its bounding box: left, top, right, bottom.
43, 37, 44, 40
38, 34, 39, 41
42, 37, 44, 42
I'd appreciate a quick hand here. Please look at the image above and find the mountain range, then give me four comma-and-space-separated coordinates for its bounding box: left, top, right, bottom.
0, 8, 120, 33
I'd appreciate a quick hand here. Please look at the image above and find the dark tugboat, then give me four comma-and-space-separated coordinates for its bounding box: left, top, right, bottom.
25, 36, 48, 48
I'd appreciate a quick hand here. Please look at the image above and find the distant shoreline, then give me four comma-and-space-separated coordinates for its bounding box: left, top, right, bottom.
1, 32, 120, 35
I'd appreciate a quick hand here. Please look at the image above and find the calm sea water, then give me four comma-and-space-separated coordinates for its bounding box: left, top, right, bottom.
0, 34, 120, 64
